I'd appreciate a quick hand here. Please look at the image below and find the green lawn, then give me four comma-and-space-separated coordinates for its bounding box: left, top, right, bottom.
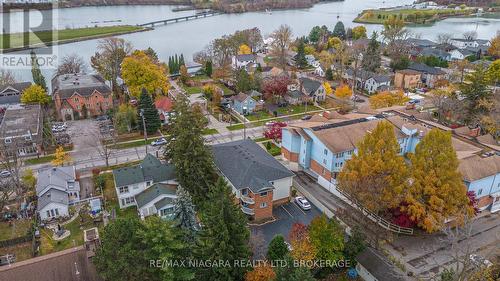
227, 124, 245, 131
110, 137, 161, 149
276, 104, 320, 115
1, 25, 145, 50
24, 155, 55, 165
354, 8, 474, 24
203, 128, 219, 135
0, 220, 32, 241
215, 83, 234, 96
246, 111, 274, 121
182, 85, 204, 95
191, 74, 211, 81
264, 142, 282, 156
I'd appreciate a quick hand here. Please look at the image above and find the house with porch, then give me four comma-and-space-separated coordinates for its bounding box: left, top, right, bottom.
212, 139, 294, 221
52, 73, 113, 121
299, 77, 326, 102
36, 166, 80, 221
0, 82, 31, 107
281, 111, 499, 211
232, 54, 257, 70
112, 154, 177, 209
231, 92, 257, 115
135, 183, 178, 219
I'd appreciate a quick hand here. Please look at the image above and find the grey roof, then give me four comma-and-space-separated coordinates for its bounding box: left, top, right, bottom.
212, 139, 294, 193
38, 189, 69, 210
300, 78, 322, 95
287, 89, 304, 99
0, 104, 42, 139
247, 90, 262, 98
406, 38, 436, 48
113, 154, 176, 187
135, 183, 177, 209
51, 73, 111, 99
0, 82, 32, 105
36, 166, 76, 195
408, 63, 445, 75
371, 75, 391, 83
357, 247, 406, 281
235, 54, 256, 62
154, 197, 175, 210
345, 68, 376, 81
231, 92, 251, 103
420, 47, 450, 60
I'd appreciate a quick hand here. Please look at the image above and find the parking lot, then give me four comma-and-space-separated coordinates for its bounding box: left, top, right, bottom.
252, 200, 322, 248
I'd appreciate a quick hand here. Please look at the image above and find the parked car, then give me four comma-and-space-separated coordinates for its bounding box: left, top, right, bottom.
294, 196, 311, 210
284, 241, 293, 251
301, 114, 312, 120
0, 170, 11, 178
96, 115, 109, 121
265, 121, 277, 127
151, 138, 167, 146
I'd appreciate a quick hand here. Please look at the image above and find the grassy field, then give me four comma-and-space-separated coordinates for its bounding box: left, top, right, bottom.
203, 128, 219, 135
110, 136, 162, 149
264, 141, 281, 156
0, 220, 32, 241
0, 242, 32, 262
24, 155, 55, 165
276, 104, 320, 115
354, 8, 474, 24
1, 25, 145, 50
246, 111, 274, 121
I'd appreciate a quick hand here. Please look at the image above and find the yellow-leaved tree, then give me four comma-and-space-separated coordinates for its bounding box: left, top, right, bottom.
323, 82, 333, 95
488, 34, 499, 58
337, 121, 409, 214
121, 50, 169, 98
334, 84, 352, 99
238, 44, 252, 55
403, 129, 472, 232
369, 90, 409, 109
51, 146, 71, 166
244, 264, 276, 281
352, 26, 367, 40
21, 84, 50, 105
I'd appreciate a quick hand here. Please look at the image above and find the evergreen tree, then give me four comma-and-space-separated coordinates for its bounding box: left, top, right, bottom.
31, 51, 47, 90
274, 255, 315, 281
195, 178, 250, 281
144, 47, 159, 63
180, 54, 185, 66
343, 226, 366, 266
137, 88, 161, 134
295, 39, 308, 68
332, 21, 346, 40
309, 215, 344, 263
172, 185, 198, 241
205, 60, 213, 77
404, 129, 472, 232
460, 65, 492, 122
346, 27, 353, 40
175, 54, 179, 73
325, 67, 333, 81
163, 95, 217, 203
337, 121, 409, 215
362, 32, 381, 72
267, 235, 289, 261
235, 68, 254, 92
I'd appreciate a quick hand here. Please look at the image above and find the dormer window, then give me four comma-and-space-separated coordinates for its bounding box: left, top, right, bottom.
4, 137, 12, 144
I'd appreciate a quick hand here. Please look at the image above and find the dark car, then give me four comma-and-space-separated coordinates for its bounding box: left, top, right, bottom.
301, 114, 312, 120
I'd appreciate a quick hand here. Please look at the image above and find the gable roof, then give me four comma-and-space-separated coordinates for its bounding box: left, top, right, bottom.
235, 54, 256, 62
52, 73, 111, 99
408, 63, 445, 75
0, 82, 32, 105
36, 166, 76, 195
135, 183, 177, 209
155, 96, 173, 112
231, 92, 251, 103
113, 154, 176, 187
38, 188, 69, 210
212, 139, 294, 193
459, 155, 500, 182
370, 74, 391, 83
300, 78, 322, 94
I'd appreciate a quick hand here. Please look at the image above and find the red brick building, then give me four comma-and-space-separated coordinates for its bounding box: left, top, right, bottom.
52, 74, 112, 121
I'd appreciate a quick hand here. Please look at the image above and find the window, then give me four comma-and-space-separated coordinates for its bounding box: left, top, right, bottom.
347, 150, 353, 155
241, 189, 248, 196
324, 149, 328, 155
24, 135, 32, 141
74, 97, 79, 102
55, 209, 59, 216
46, 210, 50, 218
260, 202, 268, 208
122, 197, 134, 205
4, 138, 12, 144
260, 191, 268, 197
50, 209, 55, 217
146, 181, 152, 186
478, 189, 482, 196
118, 186, 129, 194
323, 159, 327, 165
160, 207, 174, 217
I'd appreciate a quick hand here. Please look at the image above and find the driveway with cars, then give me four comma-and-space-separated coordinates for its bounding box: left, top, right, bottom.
252, 201, 322, 248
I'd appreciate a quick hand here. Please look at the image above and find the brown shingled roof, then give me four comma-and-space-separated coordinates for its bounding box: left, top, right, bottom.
459, 155, 500, 182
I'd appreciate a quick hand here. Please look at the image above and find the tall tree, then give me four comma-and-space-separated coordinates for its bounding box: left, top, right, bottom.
338, 121, 409, 214
309, 215, 344, 263
144, 47, 159, 64
274, 255, 315, 281
94, 217, 155, 281
137, 89, 161, 134
460, 65, 492, 124
332, 21, 346, 40
295, 39, 308, 68
288, 223, 316, 264
271, 24, 293, 69
205, 60, 213, 77
382, 16, 410, 61
172, 185, 198, 241
30, 51, 47, 90
362, 32, 381, 72
343, 226, 366, 267
114, 104, 137, 134
195, 178, 250, 281
267, 235, 289, 261
163, 95, 217, 203
404, 129, 472, 233
488, 33, 500, 58
121, 50, 169, 98
244, 265, 276, 281
235, 68, 254, 92
91, 37, 132, 92
56, 54, 87, 75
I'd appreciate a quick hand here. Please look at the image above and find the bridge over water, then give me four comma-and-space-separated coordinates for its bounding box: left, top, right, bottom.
138, 11, 220, 27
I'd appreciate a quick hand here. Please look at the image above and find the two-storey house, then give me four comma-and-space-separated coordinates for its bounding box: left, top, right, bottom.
212, 139, 294, 221
52, 73, 113, 121
299, 77, 326, 102
36, 166, 80, 221
231, 92, 257, 115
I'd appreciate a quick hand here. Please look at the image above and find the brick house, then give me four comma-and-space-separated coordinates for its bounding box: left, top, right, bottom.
212, 139, 294, 221
52, 73, 113, 121
394, 69, 421, 89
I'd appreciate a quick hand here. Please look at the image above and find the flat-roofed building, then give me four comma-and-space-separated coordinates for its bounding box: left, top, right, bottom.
0, 104, 43, 156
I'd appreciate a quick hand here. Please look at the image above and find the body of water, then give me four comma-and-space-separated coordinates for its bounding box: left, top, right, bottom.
2, 0, 499, 82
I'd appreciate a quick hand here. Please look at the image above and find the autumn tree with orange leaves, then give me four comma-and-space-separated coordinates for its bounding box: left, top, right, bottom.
244, 264, 275, 281
288, 223, 316, 264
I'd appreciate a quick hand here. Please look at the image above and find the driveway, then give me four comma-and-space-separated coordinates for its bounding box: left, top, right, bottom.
79, 176, 95, 199
251, 201, 322, 248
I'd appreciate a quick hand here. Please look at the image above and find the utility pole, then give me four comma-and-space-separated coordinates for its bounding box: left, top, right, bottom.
140, 109, 148, 154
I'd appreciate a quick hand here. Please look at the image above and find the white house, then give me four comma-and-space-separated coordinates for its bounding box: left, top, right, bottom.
232, 54, 257, 69
450, 38, 490, 50
36, 166, 80, 221
135, 183, 178, 219
314, 66, 325, 77
112, 154, 177, 209
364, 75, 392, 94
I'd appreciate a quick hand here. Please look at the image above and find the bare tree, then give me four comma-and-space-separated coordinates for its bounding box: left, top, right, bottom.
0, 141, 28, 212
86, 129, 116, 167
270, 24, 293, 70
0, 69, 16, 85
56, 54, 87, 75
436, 33, 453, 45
463, 31, 478, 41
249, 228, 266, 260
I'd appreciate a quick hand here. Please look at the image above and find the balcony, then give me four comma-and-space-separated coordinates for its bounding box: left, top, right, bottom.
241, 206, 255, 215
240, 195, 255, 204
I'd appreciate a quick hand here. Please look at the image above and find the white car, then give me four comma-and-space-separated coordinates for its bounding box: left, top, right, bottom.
0, 170, 12, 178
151, 138, 167, 146
294, 196, 311, 210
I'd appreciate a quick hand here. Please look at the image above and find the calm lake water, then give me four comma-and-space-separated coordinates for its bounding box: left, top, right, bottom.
3, 0, 500, 82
